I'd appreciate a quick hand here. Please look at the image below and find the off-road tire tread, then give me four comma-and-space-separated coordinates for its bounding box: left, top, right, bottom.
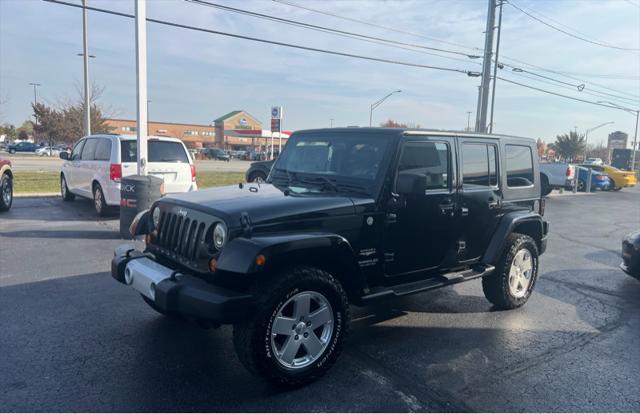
233, 266, 349, 387
482, 232, 539, 310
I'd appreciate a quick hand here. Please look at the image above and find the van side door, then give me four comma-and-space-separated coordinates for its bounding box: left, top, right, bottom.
65, 139, 85, 191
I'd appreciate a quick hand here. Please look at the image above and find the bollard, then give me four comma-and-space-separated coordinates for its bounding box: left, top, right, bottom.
119, 175, 163, 239
586, 168, 592, 193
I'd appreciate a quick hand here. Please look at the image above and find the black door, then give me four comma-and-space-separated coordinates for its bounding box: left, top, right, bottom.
458, 139, 502, 262
384, 137, 459, 276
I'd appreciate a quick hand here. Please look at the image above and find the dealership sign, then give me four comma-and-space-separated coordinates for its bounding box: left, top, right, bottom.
271, 106, 282, 132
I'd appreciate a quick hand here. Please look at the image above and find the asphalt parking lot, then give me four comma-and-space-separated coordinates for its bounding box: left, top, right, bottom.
1, 188, 639, 412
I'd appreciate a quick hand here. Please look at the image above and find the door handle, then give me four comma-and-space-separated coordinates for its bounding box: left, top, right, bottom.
438, 198, 455, 216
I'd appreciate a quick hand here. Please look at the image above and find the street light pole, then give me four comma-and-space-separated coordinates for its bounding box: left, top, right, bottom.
369, 90, 401, 127
583, 121, 614, 160
82, 0, 91, 137
466, 111, 472, 131
597, 101, 640, 171
330, 118, 334, 128
28, 82, 41, 140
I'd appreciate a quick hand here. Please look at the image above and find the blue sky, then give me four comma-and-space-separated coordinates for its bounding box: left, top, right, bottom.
1, 0, 639, 145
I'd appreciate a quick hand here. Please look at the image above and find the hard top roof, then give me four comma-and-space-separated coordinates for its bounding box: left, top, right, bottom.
292, 127, 535, 143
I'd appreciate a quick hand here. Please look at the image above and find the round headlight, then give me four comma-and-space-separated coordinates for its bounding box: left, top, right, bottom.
213, 223, 227, 249
152, 207, 161, 229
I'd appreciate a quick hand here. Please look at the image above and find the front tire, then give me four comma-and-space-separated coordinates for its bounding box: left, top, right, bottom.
233, 266, 349, 387
541, 176, 552, 196
0, 173, 13, 212
249, 171, 266, 183
482, 233, 539, 310
577, 180, 586, 192
60, 174, 75, 201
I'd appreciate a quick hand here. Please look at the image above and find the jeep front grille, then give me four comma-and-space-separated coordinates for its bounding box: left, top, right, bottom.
152, 209, 214, 270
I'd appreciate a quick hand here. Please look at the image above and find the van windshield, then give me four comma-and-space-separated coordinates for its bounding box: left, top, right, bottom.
120, 140, 189, 163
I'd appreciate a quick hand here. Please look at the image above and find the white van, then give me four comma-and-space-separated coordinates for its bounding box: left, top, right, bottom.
60, 134, 197, 216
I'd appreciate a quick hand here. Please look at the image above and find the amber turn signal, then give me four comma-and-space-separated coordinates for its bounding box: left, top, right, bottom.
208, 258, 218, 272
255, 254, 266, 266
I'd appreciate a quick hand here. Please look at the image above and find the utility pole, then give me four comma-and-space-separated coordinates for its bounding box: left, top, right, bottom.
135, 0, 148, 176
330, 118, 334, 128
488, 0, 504, 133
466, 111, 472, 131
82, 0, 91, 137
475, 0, 496, 133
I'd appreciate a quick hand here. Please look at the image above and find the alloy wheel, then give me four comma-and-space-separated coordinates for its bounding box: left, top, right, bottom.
270, 291, 334, 369
508, 248, 533, 298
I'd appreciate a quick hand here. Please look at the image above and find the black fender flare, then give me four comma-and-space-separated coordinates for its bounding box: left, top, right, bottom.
216, 232, 366, 297
482, 211, 546, 264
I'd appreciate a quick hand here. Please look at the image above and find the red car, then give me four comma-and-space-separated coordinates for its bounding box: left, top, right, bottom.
0, 158, 13, 211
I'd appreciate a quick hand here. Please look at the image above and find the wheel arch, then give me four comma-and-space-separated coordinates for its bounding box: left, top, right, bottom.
0, 165, 12, 179
216, 233, 366, 302
482, 211, 545, 264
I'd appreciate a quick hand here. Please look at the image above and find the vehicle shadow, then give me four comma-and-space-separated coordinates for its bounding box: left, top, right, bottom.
5, 197, 119, 223
1, 229, 120, 240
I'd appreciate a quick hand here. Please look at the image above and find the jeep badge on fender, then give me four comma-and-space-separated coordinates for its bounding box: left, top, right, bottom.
111, 128, 548, 387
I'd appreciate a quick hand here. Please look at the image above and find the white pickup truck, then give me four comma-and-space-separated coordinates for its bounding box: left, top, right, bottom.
539, 162, 576, 196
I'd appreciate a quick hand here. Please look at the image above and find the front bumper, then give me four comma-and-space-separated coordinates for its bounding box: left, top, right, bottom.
111, 244, 253, 323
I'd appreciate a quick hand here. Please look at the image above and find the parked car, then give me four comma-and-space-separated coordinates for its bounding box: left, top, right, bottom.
576, 166, 611, 191
0, 157, 13, 211
7, 142, 41, 154
111, 128, 548, 386
36, 146, 63, 157
582, 157, 604, 166
620, 231, 640, 279
204, 148, 230, 162
245, 159, 275, 182
585, 164, 637, 191
60, 135, 197, 216
539, 162, 576, 196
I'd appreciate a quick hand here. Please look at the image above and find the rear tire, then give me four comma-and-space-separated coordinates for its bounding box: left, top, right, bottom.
233, 266, 349, 387
0, 173, 13, 212
482, 233, 539, 310
577, 180, 586, 192
60, 174, 75, 201
93, 183, 108, 217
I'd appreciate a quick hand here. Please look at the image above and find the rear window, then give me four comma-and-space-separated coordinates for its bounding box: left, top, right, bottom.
120, 140, 189, 163
505, 144, 534, 187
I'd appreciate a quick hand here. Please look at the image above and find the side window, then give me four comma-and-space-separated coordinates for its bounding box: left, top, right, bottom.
462, 143, 499, 188
70, 140, 85, 161
81, 139, 98, 161
505, 144, 534, 187
94, 138, 112, 161
395, 141, 449, 194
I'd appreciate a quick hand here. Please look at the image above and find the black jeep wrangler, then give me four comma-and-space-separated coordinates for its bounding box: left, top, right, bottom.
112, 128, 548, 386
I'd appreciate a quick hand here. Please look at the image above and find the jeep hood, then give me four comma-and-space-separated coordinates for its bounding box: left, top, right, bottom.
162, 184, 362, 227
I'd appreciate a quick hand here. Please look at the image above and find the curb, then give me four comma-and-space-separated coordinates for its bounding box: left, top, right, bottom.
14, 193, 60, 198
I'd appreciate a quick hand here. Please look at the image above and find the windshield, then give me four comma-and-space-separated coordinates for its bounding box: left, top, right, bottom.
270, 133, 392, 196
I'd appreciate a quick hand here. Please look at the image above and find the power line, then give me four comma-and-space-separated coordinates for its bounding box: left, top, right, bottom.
187, 0, 482, 60
42, 0, 477, 76
191, 0, 637, 105
506, 0, 640, 52
497, 76, 639, 110
272, 0, 483, 52
504, 71, 639, 107
42, 0, 638, 116
273, 0, 640, 97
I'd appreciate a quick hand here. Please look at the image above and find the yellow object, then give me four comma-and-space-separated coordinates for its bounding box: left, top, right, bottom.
591, 164, 637, 189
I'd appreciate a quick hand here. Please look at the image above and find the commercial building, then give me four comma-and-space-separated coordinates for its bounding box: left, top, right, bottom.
105, 110, 290, 152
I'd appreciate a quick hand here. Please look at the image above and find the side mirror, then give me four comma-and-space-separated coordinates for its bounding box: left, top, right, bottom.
59, 151, 69, 160
395, 171, 426, 195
